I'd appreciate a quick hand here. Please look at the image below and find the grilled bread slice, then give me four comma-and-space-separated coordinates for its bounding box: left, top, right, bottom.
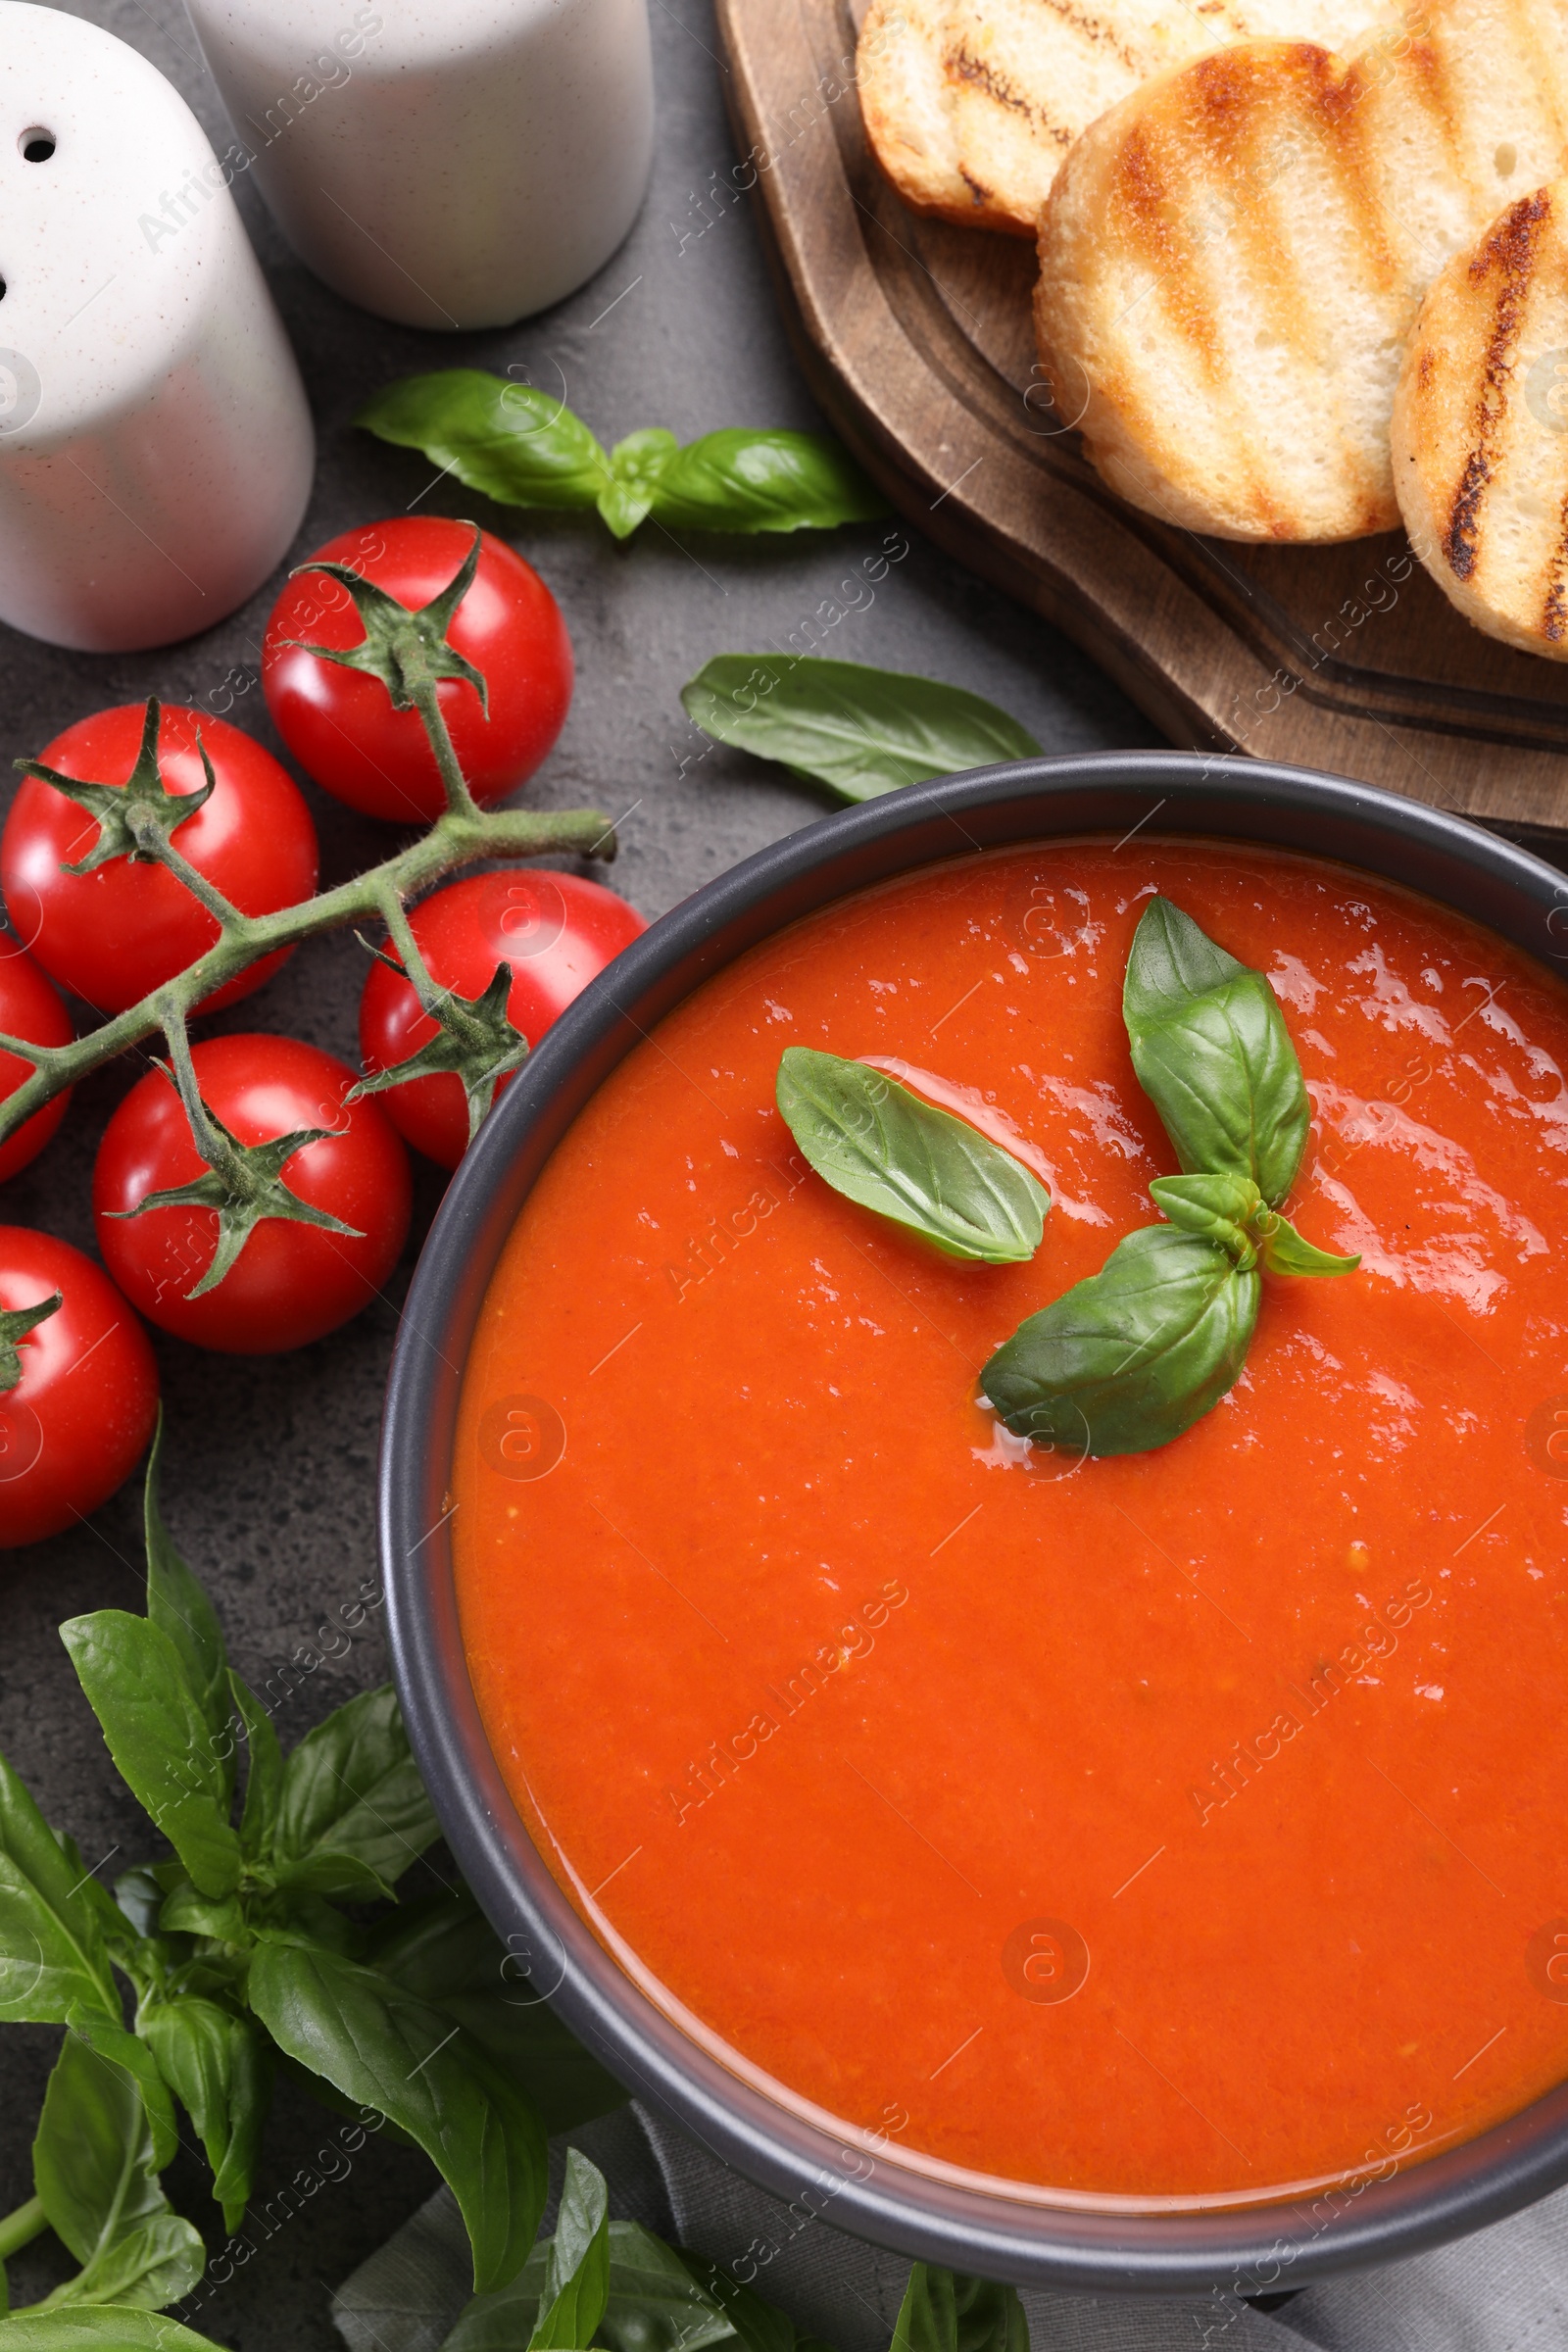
1035, 0, 1568, 540
1394, 185, 1568, 654
858, 0, 1391, 235
858, 0, 980, 227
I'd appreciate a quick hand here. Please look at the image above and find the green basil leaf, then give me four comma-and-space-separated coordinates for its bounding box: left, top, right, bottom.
447, 2222, 735, 2352
228, 1672, 283, 1864
366, 1889, 627, 2135
157, 1883, 247, 1942
675, 2254, 797, 2352
59, 1615, 241, 1900
110, 1868, 164, 1942
891, 2267, 1027, 2352
982, 1226, 1260, 1457
1148, 1173, 1261, 1262
599, 428, 678, 540
682, 657, 1041, 801
777, 1050, 1047, 1263
247, 1937, 545, 2292
1255, 1212, 1361, 1278
139, 1997, 270, 2232
142, 1421, 231, 1808
0, 1750, 119, 2025
355, 371, 609, 512
44, 2215, 206, 2314
1123, 898, 1309, 1207
647, 429, 885, 534
64, 2010, 180, 2175
273, 1684, 438, 1898
526, 2148, 610, 2350
31, 2034, 172, 2272
0, 2314, 226, 2350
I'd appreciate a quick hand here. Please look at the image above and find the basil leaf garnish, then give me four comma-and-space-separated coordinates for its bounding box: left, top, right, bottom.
31, 2031, 204, 2311
445, 2214, 739, 2352
59, 1613, 243, 1900
247, 1937, 546, 2292
355, 370, 607, 512
600, 427, 678, 539
981, 1227, 1259, 1457
0, 2317, 227, 2349
272, 1683, 440, 1900
891, 2266, 1028, 2352
0, 1748, 121, 2025
527, 2147, 611, 2351
138, 1998, 270, 2233
683, 656, 1041, 802
1254, 1212, 1360, 1278
1124, 897, 1309, 1207
777, 1049, 1048, 1263
647, 429, 887, 534
355, 373, 882, 539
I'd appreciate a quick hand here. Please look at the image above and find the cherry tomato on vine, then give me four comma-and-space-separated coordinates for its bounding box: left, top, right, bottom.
263, 518, 573, 824
0, 1228, 158, 1547
360, 871, 648, 1168
93, 1035, 412, 1356
1, 704, 318, 1017
0, 943, 72, 1181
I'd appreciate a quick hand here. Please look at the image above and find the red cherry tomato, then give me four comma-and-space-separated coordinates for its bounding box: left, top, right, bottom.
93, 1035, 412, 1355
360, 871, 647, 1168
263, 519, 573, 823
0, 943, 72, 1181
1, 705, 318, 1017
0, 1228, 158, 1547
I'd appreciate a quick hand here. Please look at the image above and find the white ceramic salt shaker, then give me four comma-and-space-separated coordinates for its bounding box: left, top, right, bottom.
0, 4, 314, 655
180, 0, 655, 331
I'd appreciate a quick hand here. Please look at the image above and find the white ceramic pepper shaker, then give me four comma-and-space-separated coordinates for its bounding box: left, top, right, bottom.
180, 0, 655, 332
0, 3, 314, 655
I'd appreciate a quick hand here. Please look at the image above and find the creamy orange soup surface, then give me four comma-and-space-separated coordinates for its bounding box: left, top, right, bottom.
452, 839, 1568, 2207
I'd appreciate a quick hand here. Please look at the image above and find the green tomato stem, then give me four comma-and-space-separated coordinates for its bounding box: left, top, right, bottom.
0, 2196, 47, 2263
0, 800, 614, 1149
413, 678, 483, 822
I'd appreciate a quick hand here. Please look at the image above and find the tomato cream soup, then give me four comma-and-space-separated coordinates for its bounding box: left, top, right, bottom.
453, 840, 1568, 2206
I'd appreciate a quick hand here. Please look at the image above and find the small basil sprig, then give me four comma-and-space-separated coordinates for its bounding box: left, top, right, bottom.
355, 371, 885, 541
777, 1050, 1048, 1263
683, 656, 1041, 801
984, 902, 1357, 1457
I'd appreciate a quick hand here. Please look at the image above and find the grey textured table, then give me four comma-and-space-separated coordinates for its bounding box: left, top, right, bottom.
0, 2, 1159, 2344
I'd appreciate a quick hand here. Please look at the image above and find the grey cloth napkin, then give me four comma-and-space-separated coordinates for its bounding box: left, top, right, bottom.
332, 2102, 1568, 2352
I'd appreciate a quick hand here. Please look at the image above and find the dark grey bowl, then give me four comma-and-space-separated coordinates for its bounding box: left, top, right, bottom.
380, 753, 1568, 2299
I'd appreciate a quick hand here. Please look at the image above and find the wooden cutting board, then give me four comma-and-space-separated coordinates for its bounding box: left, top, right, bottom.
713, 0, 1568, 835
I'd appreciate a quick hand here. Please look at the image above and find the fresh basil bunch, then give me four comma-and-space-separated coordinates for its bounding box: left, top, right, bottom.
983, 898, 1357, 1457
0, 1426, 623, 2334
355, 373, 886, 541
776, 1051, 1048, 1264
683, 657, 1041, 802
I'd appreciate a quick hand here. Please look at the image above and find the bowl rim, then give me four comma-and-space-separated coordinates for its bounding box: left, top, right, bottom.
380, 749, 1568, 2297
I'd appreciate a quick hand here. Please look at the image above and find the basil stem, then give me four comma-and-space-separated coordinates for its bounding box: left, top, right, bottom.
982, 1227, 1259, 1458
777, 1050, 1048, 1263
1123, 897, 1309, 1207
355, 372, 884, 540
683, 656, 1040, 802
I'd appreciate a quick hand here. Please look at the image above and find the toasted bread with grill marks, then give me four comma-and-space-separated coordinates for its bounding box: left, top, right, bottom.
1394, 184, 1568, 653
858, 0, 1391, 236
858, 0, 982, 226
1035, 0, 1568, 540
